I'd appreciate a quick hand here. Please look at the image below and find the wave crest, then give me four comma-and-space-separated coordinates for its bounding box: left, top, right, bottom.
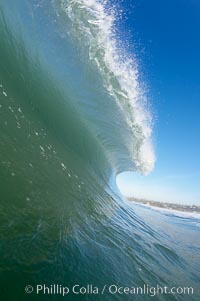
56, 0, 155, 174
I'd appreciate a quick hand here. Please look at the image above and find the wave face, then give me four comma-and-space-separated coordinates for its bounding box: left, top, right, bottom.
54, 0, 155, 174
0, 1, 199, 300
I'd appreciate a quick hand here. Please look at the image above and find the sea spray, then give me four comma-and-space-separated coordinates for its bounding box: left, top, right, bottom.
55, 0, 155, 174
0, 1, 199, 301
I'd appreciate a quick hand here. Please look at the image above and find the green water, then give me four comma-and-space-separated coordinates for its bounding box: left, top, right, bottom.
0, 1, 199, 300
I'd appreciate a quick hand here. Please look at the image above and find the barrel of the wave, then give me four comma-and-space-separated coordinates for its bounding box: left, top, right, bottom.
1, 1, 199, 301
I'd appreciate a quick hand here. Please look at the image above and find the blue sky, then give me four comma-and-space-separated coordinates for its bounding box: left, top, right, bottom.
117, 0, 200, 205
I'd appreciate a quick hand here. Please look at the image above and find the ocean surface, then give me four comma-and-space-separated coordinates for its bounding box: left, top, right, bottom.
0, 0, 199, 300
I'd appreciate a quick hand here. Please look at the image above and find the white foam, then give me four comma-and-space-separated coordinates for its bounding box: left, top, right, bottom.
60, 0, 155, 173
39, 145, 45, 152
61, 162, 67, 170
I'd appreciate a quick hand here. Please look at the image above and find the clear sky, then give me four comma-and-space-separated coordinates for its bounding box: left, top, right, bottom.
116, 0, 200, 205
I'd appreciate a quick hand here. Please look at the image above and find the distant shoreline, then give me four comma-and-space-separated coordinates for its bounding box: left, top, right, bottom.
127, 197, 200, 214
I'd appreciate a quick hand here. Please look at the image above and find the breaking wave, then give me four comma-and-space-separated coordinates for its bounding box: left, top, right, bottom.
0, 1, 199, 300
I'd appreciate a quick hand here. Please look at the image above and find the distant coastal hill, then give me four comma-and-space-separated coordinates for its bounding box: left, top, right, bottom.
127, 197, 200, 214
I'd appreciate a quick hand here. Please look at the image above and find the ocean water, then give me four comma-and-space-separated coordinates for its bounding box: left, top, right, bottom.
0, 0, 199, 300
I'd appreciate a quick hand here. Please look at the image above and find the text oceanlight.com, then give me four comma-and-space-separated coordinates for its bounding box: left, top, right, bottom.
25, 284, 194, 297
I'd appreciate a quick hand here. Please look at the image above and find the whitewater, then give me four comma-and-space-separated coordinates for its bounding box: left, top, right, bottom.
0, 0, 199, 300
